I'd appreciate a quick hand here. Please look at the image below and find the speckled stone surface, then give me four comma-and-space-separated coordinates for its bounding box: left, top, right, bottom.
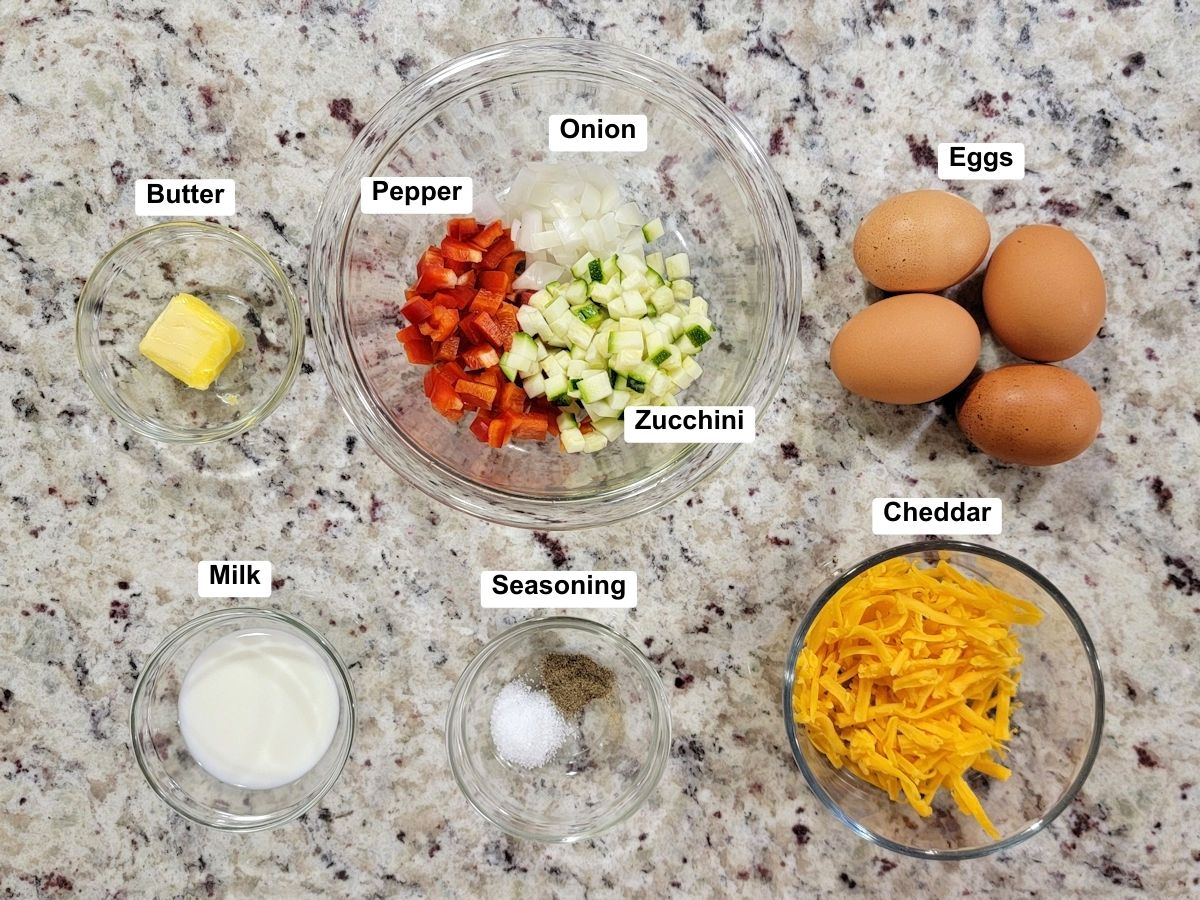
2, 1, 1198, 897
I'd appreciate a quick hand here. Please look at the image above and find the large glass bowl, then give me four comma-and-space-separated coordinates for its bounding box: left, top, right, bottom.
783, 541, 1104, 860
309, 39, 801, 528
446, 616, 671, 842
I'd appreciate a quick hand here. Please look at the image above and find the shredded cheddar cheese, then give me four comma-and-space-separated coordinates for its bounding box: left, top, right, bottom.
792, 556, 1042, 839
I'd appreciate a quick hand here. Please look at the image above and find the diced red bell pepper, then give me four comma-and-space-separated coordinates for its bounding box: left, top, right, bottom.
417, 246, 443, 275
455, 378, 498, 410
498, 252, 525, 276
398, 327, 436, 364
469, 411, 494, 442
456, 269, 477, 288
474, 366, 503, 391
578, 420, 594, 435
448, 217, 480, 240
478, 270, 512, 294
415, 266, 457, 293
434, 334, 460, 361
481, 236, 515, 270
442, 237, 484, 264
486, 414, 513, 449
494, 303, 518, 346
401, 296, 434, 325
418, 306, 459, 342
457, 311, 484, 344
445, 257, 472, 276
472, 311, 508, 349
497, 382, 526, 413
436, 360, 467, 384
470, 289, 504, 315
423, 366, 446, 399
471, 220, 505, 249
461, 343, 500, 371
431, 291, 463, 310
509, 411, 550, 441
429, 377, 465, 421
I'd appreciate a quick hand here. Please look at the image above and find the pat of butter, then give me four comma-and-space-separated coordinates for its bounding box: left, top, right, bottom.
139, 293, 244, 390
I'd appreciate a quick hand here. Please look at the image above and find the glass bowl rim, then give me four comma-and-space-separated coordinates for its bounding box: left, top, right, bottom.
781, 539, 1105, 861
308, 37, 802, 529
75, 220, 305, 445
445, 614, 672, 843
129, 607, 357, 833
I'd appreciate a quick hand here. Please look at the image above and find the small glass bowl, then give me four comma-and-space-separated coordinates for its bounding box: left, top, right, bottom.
446, 616, 671, 842
130, 608, 356, 832
783, 541, 1104, 860
76, 222, 304, 443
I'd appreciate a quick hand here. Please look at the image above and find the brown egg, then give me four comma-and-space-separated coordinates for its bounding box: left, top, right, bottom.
983, 224, 1106, 361
830, 293, 981, 404
852, 190, 991, 292
957, 364, 1101, 465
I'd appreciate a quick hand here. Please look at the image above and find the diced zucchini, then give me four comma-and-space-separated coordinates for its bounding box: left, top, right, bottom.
581, 431, 608, 453
571, 252, 597, 279
645, 251, 665, 277
684, 322, 713, 348
578, 371, 613, 403
523, 372, 546, 398
561, 428, 587, 453
665, 253, 690, 279
642, 218, 665, 242
573, 302, 602, 327
499, 352, 517, 382
671, 279, 694, 301
545, 373, 570, 405
591, 417, 624, 441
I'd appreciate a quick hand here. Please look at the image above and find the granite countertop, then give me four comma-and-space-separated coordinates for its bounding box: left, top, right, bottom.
2, 1, 1198, 897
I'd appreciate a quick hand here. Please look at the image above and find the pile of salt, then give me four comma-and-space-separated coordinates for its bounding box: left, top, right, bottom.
489, 680, 571, 769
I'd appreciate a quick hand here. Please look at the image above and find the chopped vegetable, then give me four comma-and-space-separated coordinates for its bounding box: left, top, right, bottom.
791, 557, 1043, 840
397, 220, 562, 449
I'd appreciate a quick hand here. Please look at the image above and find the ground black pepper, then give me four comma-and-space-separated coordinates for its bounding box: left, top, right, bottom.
541, 653, 614, 715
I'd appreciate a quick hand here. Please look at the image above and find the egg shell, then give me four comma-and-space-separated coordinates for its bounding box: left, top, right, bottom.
957, 364, 1101, 466
983, 224, 1106, 361
852, 190, 991, 292
830, 293, 982, 404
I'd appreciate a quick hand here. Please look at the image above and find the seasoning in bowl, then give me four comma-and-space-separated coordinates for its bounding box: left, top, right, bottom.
791, 556, 1042, 838
488, 652, 616, 770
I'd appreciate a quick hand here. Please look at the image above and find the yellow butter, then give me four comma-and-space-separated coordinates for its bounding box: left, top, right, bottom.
138, 293, 244, 390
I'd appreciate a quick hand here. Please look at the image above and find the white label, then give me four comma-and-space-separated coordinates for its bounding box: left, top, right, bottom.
937, 143, 1025, 180
480, 571, 636, 609
872, 498, 1002, 535
197, 560, 273, 598
359, 177, 473, 214
623, 405, 755, 444
135, 179, 236, 216
549, 115, 648, 152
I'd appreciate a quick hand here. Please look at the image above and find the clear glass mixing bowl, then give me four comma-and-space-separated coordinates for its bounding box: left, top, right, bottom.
76, 222, 303, 443
783, 541, 1104, 859
130, 608, 356, 832
446, 616, 671, 842
309, 39, 801, 528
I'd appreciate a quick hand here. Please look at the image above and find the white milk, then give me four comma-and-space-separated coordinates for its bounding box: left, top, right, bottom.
178, 628, 340, 790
